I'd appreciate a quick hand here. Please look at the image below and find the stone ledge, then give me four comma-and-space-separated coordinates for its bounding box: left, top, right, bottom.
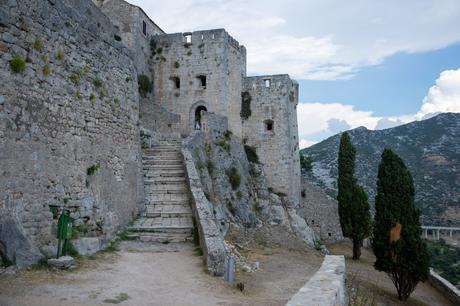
428, 269, 460, 305
286, 255, 347, 306
182, 141, 226, 276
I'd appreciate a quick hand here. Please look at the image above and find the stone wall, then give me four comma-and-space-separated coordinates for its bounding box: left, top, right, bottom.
242, 75, 301, 206
96, 0, 164, 76
139, 99, 181, 141
182, 142, 227, 276
0, 0, 142, 266
286, 255, 348, 306
428, 269, 460, 305
300, 178, 343, 242
151, 29, 246, 137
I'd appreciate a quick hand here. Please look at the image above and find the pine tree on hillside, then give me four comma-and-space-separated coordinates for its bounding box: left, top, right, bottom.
373, 149, 429, 301
337, 132, 372, 260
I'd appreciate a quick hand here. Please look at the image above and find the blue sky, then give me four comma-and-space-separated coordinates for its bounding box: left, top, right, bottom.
127, 0, 460, 147
299, 43, 460, 116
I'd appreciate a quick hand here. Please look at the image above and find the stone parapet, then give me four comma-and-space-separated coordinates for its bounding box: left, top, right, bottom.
428, 269, 460, 305
286, 255, 347, 306
182, 138, 227, 276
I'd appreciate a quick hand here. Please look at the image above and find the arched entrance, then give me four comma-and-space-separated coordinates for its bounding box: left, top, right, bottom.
194, 105, 207, 130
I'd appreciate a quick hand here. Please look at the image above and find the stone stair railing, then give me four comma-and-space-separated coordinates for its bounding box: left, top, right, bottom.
182, 142, 227, 276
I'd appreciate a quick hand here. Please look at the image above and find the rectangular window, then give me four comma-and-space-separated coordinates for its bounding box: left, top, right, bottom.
142, 21, 147, 36
197, 75, 206, 88
185, 34, 192, 44
264, 79, 271, 88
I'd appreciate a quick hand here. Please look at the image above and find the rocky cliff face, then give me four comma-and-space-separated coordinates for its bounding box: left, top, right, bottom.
186, 112, 316, 247
301, 113, 460, 226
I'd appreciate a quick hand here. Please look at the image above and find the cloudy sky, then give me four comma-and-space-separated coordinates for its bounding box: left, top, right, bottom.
128, 0, 460, 147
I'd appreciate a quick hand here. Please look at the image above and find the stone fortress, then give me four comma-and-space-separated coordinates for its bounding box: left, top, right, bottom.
0, 0, 342, 273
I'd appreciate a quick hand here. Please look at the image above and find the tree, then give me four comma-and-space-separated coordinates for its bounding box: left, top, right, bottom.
337, 132, 371, 260
300, 154, 313, 172
372, 149, 429, 301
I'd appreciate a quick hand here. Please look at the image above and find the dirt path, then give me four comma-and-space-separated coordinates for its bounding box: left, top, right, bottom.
0, 241, 321, 306
328, 241, 454, 306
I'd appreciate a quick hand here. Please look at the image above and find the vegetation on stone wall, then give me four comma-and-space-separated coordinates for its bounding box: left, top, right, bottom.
337, 132, 371, 260
217, 139, 231, 153
86, 164, 100, 176
42, 64, 50, 76
226, 167, 241, 190
33, 38, 44, 51
373, 149, 429, 301
240, 92, 252, 120
300, 154, 313, 172
138, 74, 153, 97
56, 49, 64, 61
244, 145, 259, 163
9, 55, 26, 73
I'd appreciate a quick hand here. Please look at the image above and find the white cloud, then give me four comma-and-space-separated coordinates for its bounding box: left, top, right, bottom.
416, 68, 460, 118
127, 0, 460, 80
298, 68, 460, 147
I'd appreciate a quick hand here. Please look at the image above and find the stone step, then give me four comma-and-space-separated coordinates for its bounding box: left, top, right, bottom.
144, 211, 193, 218
143, 160, 183, 166
146, 205, 192, 215
145, 188, 188, 195
144, 178, 187, 184
127, 225, 193, 234
143, 151, 182, 156
143, 164, 184, 169
145, 200, 190, 206
144, 169, 185, 178
126, 232, 192, 243
131, 216, 193, 227
146, 193, 189, 202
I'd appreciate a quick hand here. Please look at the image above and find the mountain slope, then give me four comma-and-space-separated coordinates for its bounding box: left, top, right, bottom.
301, 113, 460, 226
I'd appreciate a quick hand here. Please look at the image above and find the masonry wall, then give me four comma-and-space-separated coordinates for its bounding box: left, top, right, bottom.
242, 75, 301, 205
151, 29, 246, 137
0, 0, 142, 265
96, 0, 165, 76
300, 178, 343, 242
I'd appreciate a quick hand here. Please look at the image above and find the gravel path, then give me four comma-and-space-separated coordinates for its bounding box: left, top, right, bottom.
0, 241, 321, 306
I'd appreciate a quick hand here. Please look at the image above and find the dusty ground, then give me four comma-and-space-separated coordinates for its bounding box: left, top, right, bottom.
0, 228, 322, 306
328, 241, 455, 306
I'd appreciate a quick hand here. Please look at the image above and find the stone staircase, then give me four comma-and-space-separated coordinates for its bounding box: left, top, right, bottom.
127, 139, 194, 243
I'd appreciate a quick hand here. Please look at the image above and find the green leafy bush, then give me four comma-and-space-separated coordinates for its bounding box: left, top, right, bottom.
42, 64, 50, 76
87, 164, 100, 176
206, 160, 215, 176
226, 167, 241, 190
174, 61, 180, 68
10, 55, 26, 73
300, 154, 313, 172
137, 74, 152, 97
33, 38, 44, 51
217, 139, 231, 153
240, 91, 252, 120
244, 145, 259, 163
56, 49, 64, 61
93, 78, 103, 88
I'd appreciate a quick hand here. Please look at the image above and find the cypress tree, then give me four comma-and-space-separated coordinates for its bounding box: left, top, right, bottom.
337, 132, 371, 260
373, 149, 429, 301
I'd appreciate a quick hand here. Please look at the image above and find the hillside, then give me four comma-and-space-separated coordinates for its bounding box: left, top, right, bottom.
301, 113, 460, 226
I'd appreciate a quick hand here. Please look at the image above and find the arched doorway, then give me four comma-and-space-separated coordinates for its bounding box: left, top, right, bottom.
194, 105, 207, 130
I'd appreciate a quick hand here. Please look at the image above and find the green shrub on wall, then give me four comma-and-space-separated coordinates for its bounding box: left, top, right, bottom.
226, 167, 241, 190
138, 74, 152, 97
10, 55, 26, 73
244, 145, 259, 163
240, 91, 252, 120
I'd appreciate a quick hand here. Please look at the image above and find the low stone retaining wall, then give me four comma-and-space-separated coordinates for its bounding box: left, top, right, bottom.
286, 255, 347, 306
428, 269, 460, 305
182, 144, 227, 276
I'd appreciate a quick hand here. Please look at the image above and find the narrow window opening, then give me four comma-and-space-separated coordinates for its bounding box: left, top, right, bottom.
201, 34, 204, 40
311, 220, 315, 224
264, 79, 271, 88
328, 233, 332, 237
170, 76, 180, 89
142, 21, 147, 36
264, 119, 274, 132
212, 33, 215, 39
197, 75, 207, 88
184, 34, 192, 44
